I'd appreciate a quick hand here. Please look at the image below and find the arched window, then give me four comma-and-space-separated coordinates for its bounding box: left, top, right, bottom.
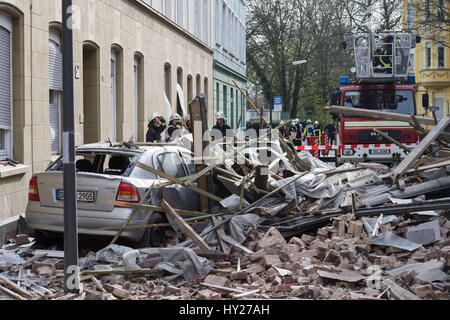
111, 44, 124, 142
134, 53, 144, 142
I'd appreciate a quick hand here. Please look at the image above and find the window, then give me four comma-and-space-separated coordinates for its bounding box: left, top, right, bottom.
176, 0, 184, 26
0, 11, 12, 160
111, 52, 117, 141
216, 83, 220, 112
222, 3, 227, 51
164, 0, 173, 20
437, 0, 445, 20
407, 3, 414, 29
344, 90, 415, 115
111, 45, 124, 142
194, 0, 201, 39
49, 28, 63, 155
215, 0, 220, 45
164, 63, 172, 103
425, 42, 432, 68
438, 43, 445, 68
203, 0, 209, 44
409, 49, 415, 74
155, 152, 187, 179
230, 88, 234, 128
223, 86, 227, 118
426, 0, 431, 19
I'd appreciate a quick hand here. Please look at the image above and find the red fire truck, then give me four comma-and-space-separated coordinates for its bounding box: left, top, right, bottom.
323, 30, 425, 164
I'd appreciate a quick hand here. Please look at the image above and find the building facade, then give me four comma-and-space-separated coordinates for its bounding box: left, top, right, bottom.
213, 0, 247, 129
0, 0, 213, 224
402, 0, 450, 119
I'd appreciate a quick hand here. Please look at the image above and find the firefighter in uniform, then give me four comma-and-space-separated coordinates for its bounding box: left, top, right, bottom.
167, 113, 183, 141
374, 36, 393, 73
312, 121, 322, 144
146, 112, 167, 143
303, 119, 314, 141
291, 120, 303, 146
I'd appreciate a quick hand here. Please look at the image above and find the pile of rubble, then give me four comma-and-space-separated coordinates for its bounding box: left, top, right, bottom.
1, 106, 450, 300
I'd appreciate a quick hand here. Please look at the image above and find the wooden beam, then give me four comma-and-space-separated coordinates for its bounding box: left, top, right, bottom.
325, 105, 436, 126
189, 95, 210, 211
0, 284, 27, 300
391, 116, 450, 182
373, 128, 411, 153
212, 216, 231, 255
0, 276, 34, 299
219, 234, 254, 254
110, 182, 156, 245
161, 200, 211, 251
105, 200, 208, 217
136, 162, 223, 202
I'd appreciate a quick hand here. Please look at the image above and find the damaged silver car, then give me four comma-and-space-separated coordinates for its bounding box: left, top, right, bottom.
25, 143, 199, 247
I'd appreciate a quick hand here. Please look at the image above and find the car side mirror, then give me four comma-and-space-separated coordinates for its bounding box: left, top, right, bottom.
422, 94, 429, 109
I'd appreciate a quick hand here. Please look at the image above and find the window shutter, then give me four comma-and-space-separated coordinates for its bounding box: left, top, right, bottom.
49, 39, 63, 91
0, 26, 11, 129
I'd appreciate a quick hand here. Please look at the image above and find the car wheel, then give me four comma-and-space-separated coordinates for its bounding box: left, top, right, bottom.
137, 212, 167, 248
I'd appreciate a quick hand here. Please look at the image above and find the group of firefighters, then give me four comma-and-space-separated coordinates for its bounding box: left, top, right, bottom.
145, 111, 337, 150
278, 119, 336, 147
145, 111, 232, 143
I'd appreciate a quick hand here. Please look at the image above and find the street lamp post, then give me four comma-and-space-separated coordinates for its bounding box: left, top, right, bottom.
269, 60, 307, 124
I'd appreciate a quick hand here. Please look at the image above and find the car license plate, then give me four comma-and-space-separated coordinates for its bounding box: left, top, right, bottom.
56, 190, 95, 202
370, 149, 390, 155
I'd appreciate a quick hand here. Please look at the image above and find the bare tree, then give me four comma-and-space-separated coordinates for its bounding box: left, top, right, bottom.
408, 0, 450, 47
342, 0, 402, 31
247, 0, 353, 120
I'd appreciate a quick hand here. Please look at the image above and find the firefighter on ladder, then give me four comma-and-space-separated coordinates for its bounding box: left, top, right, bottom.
374, 36, 393, 74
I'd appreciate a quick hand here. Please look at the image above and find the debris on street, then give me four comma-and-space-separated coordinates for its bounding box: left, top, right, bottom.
1, 89, 449, 301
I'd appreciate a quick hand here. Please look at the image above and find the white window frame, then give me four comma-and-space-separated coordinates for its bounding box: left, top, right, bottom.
0, 11, 13, 161
437, 42, 445, 69
425, 42, 432, 69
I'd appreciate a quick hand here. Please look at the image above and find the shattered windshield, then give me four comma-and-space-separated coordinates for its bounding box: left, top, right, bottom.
344, 90, 414, 115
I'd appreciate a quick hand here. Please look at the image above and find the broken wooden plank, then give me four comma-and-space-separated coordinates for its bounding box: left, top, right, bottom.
110, 182, 156, 245
373, 128, 411, 153
381, 158, 450, 179
391, 116, 450, 183
0, 283, 27, 300
180, 174, 304, 248
200, 282, 246, 293
0, 276, 34, 299
212, 216, 231, 255
105, 200, 208, 217
161, 199, 211, 251
232, 79, 310, 172
325, 105, 436, 126
219, 234, 254, 254
232, 289, 260, 299
340, 191, 354, 213
189, 95, 210, 211
33, 250, 64, 258
136, 162, 223, 202
381, 278, 421, 300
317, 269, 366, 283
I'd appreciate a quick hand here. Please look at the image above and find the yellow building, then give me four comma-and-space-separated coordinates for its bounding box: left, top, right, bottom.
402, 0, 450, 119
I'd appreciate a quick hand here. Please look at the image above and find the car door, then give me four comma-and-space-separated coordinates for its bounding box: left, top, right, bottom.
153, 150, 201, 212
